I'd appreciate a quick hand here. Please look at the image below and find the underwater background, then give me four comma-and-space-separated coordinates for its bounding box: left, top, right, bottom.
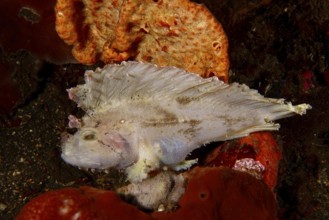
0, 0, 328, 219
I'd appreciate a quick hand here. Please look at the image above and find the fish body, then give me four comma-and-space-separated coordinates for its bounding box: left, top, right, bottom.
62, 61, 311, 182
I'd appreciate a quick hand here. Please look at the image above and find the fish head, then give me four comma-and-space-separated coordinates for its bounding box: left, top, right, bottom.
61, 125, 137, 170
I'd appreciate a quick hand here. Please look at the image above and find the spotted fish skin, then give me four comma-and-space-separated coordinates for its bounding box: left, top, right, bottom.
61, 61, 311, 182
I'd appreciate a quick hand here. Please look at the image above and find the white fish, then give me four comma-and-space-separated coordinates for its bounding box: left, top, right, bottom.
61, 61, 311, 182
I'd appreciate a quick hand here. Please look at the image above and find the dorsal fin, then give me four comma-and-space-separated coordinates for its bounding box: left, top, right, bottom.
68, 61, 222, 112
68, 61, 311, 119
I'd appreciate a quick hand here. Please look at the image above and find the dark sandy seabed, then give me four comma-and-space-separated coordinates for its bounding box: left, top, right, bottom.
0, 0, 328, 219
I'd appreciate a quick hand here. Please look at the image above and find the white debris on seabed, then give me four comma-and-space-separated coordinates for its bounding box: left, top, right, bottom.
116, 171, 185, 211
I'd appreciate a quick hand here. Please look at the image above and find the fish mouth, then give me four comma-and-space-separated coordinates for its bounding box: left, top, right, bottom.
60, 132, 73, 145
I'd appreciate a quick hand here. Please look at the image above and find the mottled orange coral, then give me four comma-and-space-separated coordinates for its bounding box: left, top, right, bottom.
55, 0, 229, 81
55, 0, 124, 64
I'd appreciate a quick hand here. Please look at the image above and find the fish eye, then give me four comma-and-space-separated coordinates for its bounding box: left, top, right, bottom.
81, 129, 98, 141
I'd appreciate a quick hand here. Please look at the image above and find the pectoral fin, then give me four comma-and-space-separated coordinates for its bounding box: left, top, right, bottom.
171, 159, 198, 171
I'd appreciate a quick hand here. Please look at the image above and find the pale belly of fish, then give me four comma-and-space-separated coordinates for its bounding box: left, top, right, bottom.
61, 61, 311, 182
